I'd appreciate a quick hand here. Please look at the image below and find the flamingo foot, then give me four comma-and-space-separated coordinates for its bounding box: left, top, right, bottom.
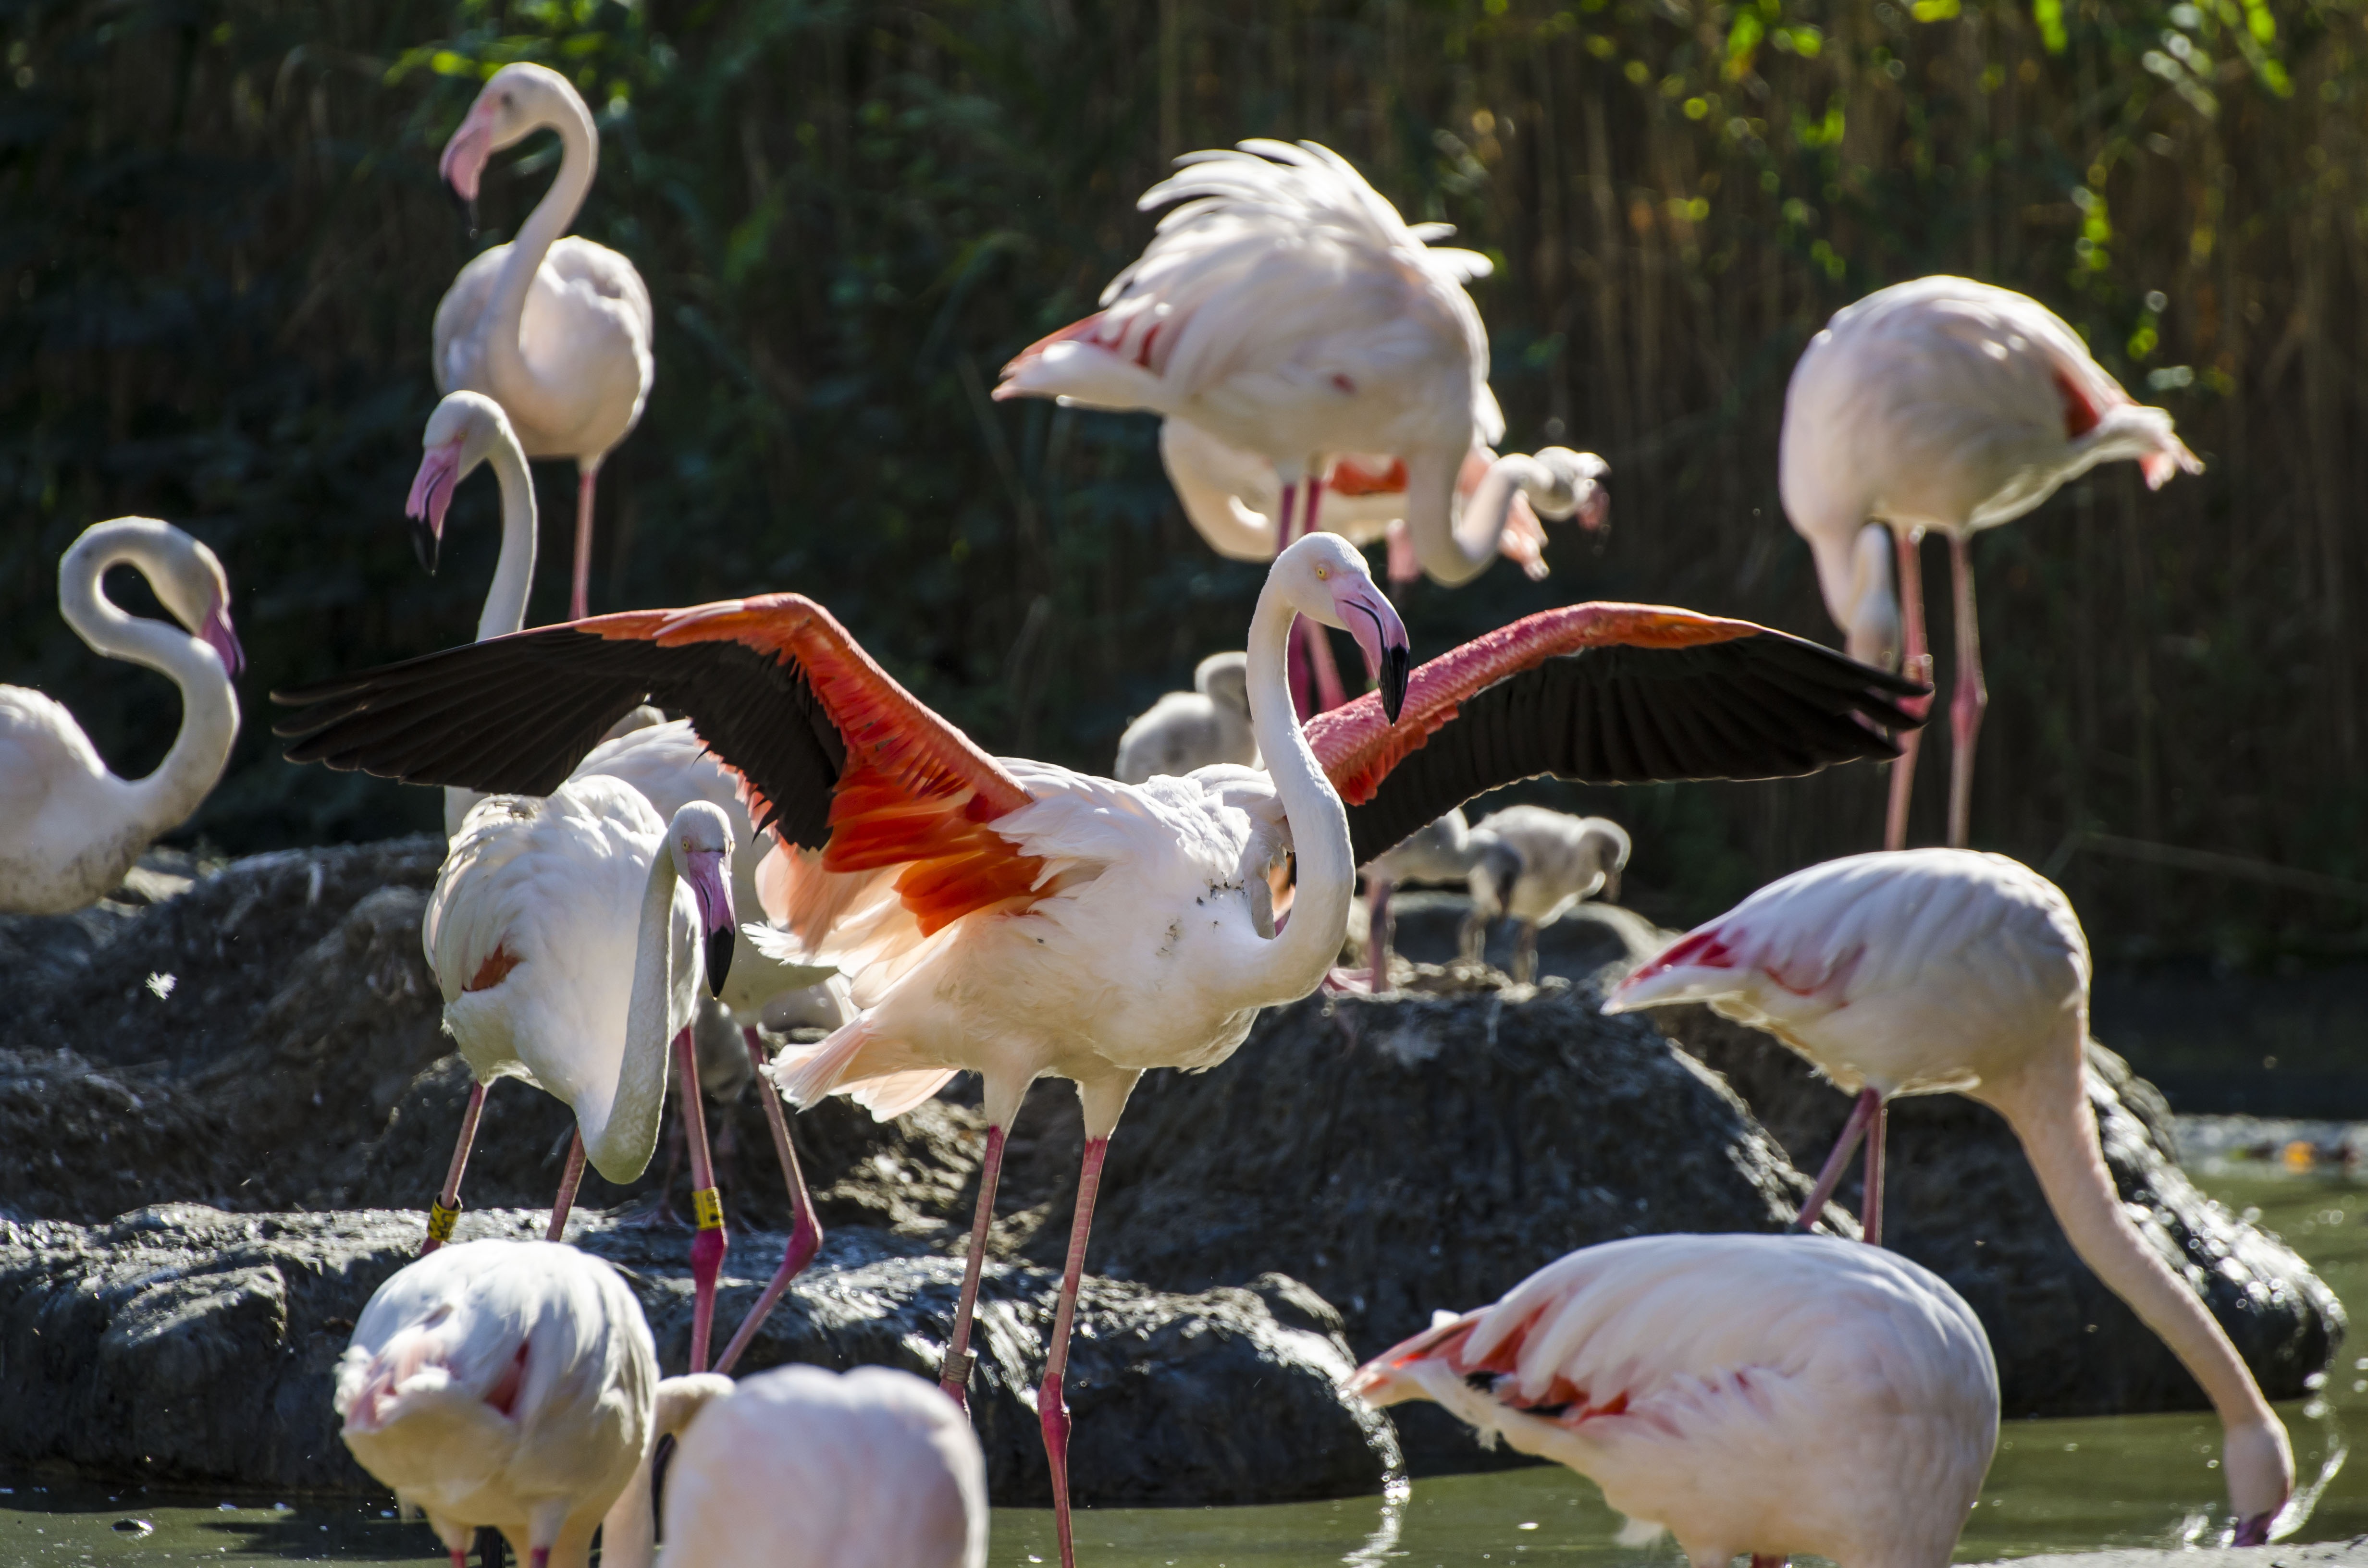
2234, 1512, 2276, 1547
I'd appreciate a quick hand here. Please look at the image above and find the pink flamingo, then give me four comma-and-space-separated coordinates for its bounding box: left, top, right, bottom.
1780, 276, 2200, 848
1606, 848, 2294, 1543
1351, 1232, 1999, 1568
276, 536, 1922, 1568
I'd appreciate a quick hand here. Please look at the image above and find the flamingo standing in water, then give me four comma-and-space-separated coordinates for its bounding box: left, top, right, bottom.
275, 533, 1923, 1568
433, 61, 653, 622
1780, 276, 2199, 848
0, 518, 242, 913
996, 140, 1513, 715
648, 1363, 988, 1568
1605, 848, 2294, 1543
1351, 1232, 1999, 1568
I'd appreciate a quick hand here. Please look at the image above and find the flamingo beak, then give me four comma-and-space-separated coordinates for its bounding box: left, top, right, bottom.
406, 438, 466, 575
198, 596, 244, 679
439, 100, 496, 231
687, 851, 736, 997
1333, 579, 1410, 723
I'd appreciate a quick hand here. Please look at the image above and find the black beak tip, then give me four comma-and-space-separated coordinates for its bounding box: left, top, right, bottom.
409, 516, 440, 575
704, 929, 735, 998
1381, 644, 1411, 724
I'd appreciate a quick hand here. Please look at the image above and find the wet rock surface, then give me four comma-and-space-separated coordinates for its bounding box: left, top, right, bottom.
0, 1205, 1395, 1504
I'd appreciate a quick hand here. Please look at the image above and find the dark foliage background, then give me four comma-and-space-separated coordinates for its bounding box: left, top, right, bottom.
7, 0, 2365, 959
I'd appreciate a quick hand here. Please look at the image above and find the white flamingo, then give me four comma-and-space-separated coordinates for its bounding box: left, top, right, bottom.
1463, 806, 1630, 982
1111, 651, 1258, 784
335, 1238, 657, 1568
0, 517, 242, 914
433, 61, 653, 622
1781, 276, 2200, 849
1605, 848, 2294, 1543
996, 139, 1499, 714
417, 785, 741, 1367
649, 1363, 988, 1568
1350, 1232, 1999, 1568
277, 534, 1924, 1568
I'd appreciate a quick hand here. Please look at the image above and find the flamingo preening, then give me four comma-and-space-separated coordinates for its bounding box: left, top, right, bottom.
0, 518, 242, 914
433, 62, 654, 623
1780, 276, 2200, 849
1606, 848, 2294, 1543
274, 533, 1923, 1568
1351, 1232, 2000, 1568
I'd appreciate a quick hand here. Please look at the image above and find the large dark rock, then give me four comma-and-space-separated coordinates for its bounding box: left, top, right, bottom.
1664, 1003, 2344, 1416
0, 1205, 1394, 1505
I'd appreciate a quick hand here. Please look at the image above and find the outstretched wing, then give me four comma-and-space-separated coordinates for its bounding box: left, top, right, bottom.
1306, 604, 1926, 866
274, 597, 1044, 934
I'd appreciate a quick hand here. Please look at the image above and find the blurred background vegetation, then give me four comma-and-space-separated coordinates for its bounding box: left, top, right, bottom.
6, 0, 2366, 961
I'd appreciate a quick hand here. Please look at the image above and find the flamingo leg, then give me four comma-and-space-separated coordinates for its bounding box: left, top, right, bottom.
1791, 1087, 1882, 1232
673, 1026, 728, 1373
1884, 528, 1935, 852
1862, 1102, 1888, 1249
1945, 533, 1986, 850
423, 1081, 488, 1255
1041, 1136, 1110, 1568
545, 1131, 586, 1243
715, 1027, 826, 1376
1513, 921, 1539, 985
938, 1124, 1010, 1409
1751, 1556, 1790, 1568
1367, 876, 1394, 994
569, 463, 599, 622
1278, 480, 1320, 722
1296, 472, 1349, 711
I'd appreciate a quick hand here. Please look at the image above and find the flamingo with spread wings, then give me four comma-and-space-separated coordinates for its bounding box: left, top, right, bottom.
274, 534, 1923, 1568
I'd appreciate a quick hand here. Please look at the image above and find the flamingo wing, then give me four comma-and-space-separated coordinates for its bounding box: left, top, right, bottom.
274, 597, 1043, 935
1306, 604, 1928, 866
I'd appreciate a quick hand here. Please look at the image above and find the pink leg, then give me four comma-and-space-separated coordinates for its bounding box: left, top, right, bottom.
1945, 533, 1986, 850
1884, 529, 1935, 852
570, 466, 598, 622
939, 1125, 1010, 1409
448, 1547, 467, 1567
1040, 1136, 1110, 1568
1299, 473, 1348, 711
546, 1131, 586, 1242
1862, 1102, 1888, 1249
1751, 1556, 1790, 1568
423, 1081, 487, 1255
1385, 519, 1419, 588
1792, 1087, 1881, 1232
673, 1027, 728, 1373
1367, 877, 1394, 994
715, 1028, 826, 1375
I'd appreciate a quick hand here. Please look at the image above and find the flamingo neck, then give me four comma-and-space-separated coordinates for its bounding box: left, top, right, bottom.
596, 1373, 735, 1568
484, 90, 599, 404
474, 429, 541, 643
1406, 442, 1493, 586
57, 533, 239, 837
582, 833, 690, 1183
1234, 572, 1354, 1003
1978, 1021, 2292, 1525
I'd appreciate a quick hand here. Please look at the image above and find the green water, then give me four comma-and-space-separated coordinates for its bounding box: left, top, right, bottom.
3, 1169, 2357, 1567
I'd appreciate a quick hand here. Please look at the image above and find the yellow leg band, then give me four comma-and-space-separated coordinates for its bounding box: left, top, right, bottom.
426, 1200, 461, 1244
693, 1187, 725, 1232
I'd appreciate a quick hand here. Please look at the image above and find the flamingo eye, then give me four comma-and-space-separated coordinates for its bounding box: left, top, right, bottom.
1314, 564, 1330, 580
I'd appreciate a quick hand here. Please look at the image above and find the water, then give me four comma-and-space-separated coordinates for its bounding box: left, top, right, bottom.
2, 1166, 2357, 1567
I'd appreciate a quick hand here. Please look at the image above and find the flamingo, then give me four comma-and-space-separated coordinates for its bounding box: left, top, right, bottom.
1349, 1232, 1999, 1568
274, 533, 1924, 1568
1463, 806, 1630, 982
416, 785, 742, 1369
994, 139, 1504, 715
1604, 848, 2294, 1543
1159, 416, 1608, 592
648, 1363, 989, 1568
334, 1238, 658, 1568
409, 389, 839, 1335
432, 61, 653, 622
0, 518, 242, 914
1111, 651, 1257, 784
1780, 276, 2200, 849
1357, 808, 1520, 993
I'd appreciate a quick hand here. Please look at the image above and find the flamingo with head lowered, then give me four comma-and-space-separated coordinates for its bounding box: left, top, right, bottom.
432, 61, 654, 622
273, 533, 1923, 1568
1605, 848, 2294, 1544
0, 517, 242, 914
1781, 276, 2199, 849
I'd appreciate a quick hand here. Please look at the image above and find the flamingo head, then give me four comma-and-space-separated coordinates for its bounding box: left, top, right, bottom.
1275, 533, 1409, 722
149, 530, 243, 680
439, 62, 573, 209
669, 801, 738, 997
1537, 447, 1611, 532
407, 392, 517, 576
